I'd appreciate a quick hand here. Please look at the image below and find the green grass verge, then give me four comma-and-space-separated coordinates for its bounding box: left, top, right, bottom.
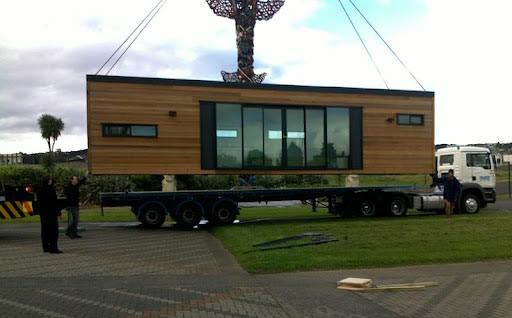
0, 207, 134, 223
212, 210, 512, 273
497, 165, 512, 183
237, 206, 331, 220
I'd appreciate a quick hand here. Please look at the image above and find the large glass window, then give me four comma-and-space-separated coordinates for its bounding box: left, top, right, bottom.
216, 104, 242, 168
264, 108, 282, 167
326, 108, 350, 168
243, 107, 263, 167
306, 108, 325, 167
214, 103, 355, 170
286, 109, 305, 167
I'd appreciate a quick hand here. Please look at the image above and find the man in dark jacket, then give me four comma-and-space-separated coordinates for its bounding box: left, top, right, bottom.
432, 169, 462, 216
37, 176, 62, 253
64, 172, 88, 238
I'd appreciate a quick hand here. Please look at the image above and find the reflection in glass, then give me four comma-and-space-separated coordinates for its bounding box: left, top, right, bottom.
131, 125, 156, 137
216, 104, 242, 168
104, 125, 130, 136
264, 109, 282, 167
306, 109, 325, 167
286, 109, 305, 167
244, 108, 264, 167
327, 108, 350, 168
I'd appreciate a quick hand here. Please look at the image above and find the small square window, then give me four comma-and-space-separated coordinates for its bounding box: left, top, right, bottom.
397, 114, 410, 125
397, 114, 424, 126
103, 124, 157, 137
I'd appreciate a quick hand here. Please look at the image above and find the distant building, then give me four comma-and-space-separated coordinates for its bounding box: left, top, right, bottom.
0, 153, 24, 165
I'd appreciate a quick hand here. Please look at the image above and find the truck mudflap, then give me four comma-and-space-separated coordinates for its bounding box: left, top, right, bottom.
483, 188, 496, 203
0, 201, 35, 219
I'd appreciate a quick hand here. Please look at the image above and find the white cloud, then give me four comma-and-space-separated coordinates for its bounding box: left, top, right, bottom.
1, 0, 512, 154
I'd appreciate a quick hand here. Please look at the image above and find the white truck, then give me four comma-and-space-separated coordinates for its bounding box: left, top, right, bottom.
415, 146, 497, 214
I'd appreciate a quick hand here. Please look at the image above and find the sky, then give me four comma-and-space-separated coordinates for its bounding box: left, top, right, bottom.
1, 0, 512, 154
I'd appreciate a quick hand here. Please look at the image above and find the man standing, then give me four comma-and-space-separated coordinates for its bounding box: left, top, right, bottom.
432, 169, 462, 216
65, 171, 88, 238
37, 176, 62, 253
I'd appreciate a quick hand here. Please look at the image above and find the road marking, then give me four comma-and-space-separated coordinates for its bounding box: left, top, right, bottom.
127, 287, 265, 318
38, 290, 141, 316
105, 288, 179, 304
0, 296, 73, 318
168, 287, 212, 296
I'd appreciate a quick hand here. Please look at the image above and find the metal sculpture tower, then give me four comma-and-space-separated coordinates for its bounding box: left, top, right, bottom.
205, 0, 285, 83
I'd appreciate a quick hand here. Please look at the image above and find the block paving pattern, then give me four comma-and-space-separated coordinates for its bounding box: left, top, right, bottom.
1, 223, 512, 317
355, 272, 512, 318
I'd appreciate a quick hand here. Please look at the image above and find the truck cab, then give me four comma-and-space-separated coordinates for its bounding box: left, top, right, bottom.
435, 146, 496, 212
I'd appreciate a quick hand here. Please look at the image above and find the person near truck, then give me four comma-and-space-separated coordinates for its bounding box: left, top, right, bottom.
37, 176, 63, 253
64, 171, 88, 238
431, 169, 462, 216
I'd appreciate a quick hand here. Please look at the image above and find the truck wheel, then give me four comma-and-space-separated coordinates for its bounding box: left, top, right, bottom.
461, 194, 480, 214
213, 201, 238, 225
139, 204, 166, 228
177, 202, 202, 227
388, 196, 408, 217
358, 198, 377, 217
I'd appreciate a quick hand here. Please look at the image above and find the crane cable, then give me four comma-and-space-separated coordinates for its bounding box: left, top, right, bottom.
347, 0, 426, 91
96, 0, 167, 75
336, 0, 389, 89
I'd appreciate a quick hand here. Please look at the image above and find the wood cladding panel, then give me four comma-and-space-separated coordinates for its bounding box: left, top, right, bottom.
87, 77, 434, 175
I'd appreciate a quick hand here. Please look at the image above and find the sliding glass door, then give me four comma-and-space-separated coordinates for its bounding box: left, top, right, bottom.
215, 103, 353, 170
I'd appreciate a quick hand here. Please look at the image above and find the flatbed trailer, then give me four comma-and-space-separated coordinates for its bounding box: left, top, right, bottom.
100, 185, 427, 228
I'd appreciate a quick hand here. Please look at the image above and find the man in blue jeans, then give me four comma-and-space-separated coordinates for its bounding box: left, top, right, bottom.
431, 169, 462, 216
65, 171, 88, 238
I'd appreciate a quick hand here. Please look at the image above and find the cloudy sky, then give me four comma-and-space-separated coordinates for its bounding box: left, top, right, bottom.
1, 0, 511, 154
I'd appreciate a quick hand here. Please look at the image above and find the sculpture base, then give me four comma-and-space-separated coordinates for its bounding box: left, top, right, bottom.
221, 70, 267, 83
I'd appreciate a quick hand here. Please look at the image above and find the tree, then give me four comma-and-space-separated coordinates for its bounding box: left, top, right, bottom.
205, 0, 285, 83
37, 114, 65, 176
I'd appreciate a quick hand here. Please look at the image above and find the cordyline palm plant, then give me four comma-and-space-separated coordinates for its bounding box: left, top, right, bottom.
37, 114, 65, 177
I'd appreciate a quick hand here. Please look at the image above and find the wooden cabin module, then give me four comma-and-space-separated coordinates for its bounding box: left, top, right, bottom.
86, 75, 435, 175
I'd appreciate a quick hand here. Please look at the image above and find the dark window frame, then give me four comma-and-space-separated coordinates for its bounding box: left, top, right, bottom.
209, 102, 361, 171
396, 113, 425, 126
102, 123, 158, 138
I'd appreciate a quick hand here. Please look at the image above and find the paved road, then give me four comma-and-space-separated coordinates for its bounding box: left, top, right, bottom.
1, 216, 512, 317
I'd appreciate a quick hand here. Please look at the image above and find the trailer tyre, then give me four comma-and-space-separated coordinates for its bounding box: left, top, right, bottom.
388, 196, 408, 217
213, 201, 238, 225
357, 198, 378, 217
177, 202, 203, 227
139, 204, 166, 228
461, 193, 480, 214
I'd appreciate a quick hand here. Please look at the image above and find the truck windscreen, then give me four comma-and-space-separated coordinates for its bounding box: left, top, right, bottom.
466, 153, 491, 170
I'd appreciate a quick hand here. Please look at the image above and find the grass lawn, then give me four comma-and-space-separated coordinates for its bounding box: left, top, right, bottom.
497, 165, 511, 183
212, 210, 512, 273
237, 205, 331, 221
1, 207, 134, 223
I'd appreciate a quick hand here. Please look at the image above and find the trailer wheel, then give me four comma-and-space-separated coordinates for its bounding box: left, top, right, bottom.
461, 193, 480, 214
357, 198, 378, 217
213, 201, 238, 225
177, 202, 203, 227
388, 196, 408, 217
139, 204, 166, 228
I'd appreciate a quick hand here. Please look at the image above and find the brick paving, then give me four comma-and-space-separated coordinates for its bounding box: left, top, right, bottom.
1, 222, 512, 317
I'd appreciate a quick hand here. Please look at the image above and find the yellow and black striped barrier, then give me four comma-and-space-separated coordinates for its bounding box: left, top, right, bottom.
0, 201, 34, 219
